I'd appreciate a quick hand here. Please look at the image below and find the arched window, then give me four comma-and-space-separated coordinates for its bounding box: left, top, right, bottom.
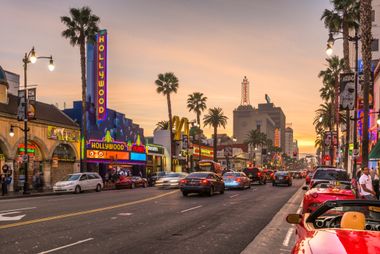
52, 144, 76, 162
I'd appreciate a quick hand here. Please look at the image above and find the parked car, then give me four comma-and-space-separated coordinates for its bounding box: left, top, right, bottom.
292, 171, 302, 179
116, 176, 148, 189
273, 171, 292, 186
53, 172, 103, 194
302, 181, 355, 213
309, 168, 350, 188
148, 171, 171, 186
286, 200, 380, 254
223, 172, 251, 189
179, 172, 225, 197
155, 172, 188, 189
243, 167, 266, 185
305, 172, 313, 185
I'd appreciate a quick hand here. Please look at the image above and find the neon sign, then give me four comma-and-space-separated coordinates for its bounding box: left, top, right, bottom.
87, 150, 130, 161
96, 30, 107, 121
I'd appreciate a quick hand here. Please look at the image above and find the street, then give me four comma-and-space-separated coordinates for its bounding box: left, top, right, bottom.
0, 180, 302, 254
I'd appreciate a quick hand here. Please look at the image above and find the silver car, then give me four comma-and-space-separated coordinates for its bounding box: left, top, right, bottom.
155, 172, 188, 189
53, 172, 103, 194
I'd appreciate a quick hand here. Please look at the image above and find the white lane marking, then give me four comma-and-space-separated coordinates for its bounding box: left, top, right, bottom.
296, 207, 302, 214
180, 205, 202, 213
251, 188, 257, 191
38, 238, 94, 254
0, 212, 26, 221
47, 197, 76, 202
279, 248, 291, 253
230, 194, 239, 198
118, 213, 133, 216
0, 207, 36, 213
282, 228, 295, 247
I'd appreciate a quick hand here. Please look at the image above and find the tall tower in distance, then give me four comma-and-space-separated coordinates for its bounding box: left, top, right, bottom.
241, 76, 250, 105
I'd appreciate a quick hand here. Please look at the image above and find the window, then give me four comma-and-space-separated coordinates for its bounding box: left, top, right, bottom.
371, 39, 379, 52
372, 10, 375, 22
80, 174, 87, 181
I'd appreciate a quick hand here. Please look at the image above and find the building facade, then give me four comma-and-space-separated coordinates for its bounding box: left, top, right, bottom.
285, 127, 294, 157
0, 65, 80, 192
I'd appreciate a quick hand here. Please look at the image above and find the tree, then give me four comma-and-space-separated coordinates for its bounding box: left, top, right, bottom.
203, 107, 228, 162
360, 0, 372, 168
321, 0, 359, 170
155, 121, 169, 131
61, 7, 100, 171
155, 72, 179, 169
245, 129, 268, 148
187, 92, 207, 125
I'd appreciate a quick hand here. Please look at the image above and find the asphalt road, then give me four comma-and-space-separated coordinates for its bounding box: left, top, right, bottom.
0, 179, 303, 254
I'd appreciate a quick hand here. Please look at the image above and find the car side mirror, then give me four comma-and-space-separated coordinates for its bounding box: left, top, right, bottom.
286, 214, 302, 224
302, 186, 308, 191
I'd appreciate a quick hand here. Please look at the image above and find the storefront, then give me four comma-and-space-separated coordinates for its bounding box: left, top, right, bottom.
146, 144, 166, 175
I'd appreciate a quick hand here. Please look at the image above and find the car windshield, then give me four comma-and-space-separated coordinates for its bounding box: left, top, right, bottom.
61, 174, 80, 181
166, 173, 182, 178
223, 173, 240, 177
313, 181, 352, 190
188, 173, 209, 178
313, 170, 349, 181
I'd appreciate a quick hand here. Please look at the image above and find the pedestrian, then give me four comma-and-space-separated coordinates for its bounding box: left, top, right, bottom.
371, 169, 379, 200
359, 167, 377, 200
1, 174, 8, 196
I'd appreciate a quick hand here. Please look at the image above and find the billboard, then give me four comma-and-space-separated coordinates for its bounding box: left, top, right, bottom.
96, 30, 107, 121
339, 73, 355, 110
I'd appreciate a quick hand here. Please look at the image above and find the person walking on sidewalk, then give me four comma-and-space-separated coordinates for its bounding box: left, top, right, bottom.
359, 167, 377, 200
1, 174, 8, 196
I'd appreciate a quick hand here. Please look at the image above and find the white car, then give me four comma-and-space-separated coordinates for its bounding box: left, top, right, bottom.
155, 172, 188, 188
53, 172, 103, 194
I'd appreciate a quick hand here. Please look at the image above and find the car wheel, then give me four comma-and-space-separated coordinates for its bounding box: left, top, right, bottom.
131, 183, 136, 189
74, 185, 81, 194
95, 184, 102, 192
182, 191, 188, 197
143, 182, 148, 188
248, 184, 251, 189
220, 187, 225, 194
272, 183, 276, 187
208, 186, 214, 196
264, 179, 267, 185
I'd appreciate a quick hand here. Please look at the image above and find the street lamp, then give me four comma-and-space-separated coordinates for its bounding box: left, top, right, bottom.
327, 28, 360, 176
21, 47, 54, 194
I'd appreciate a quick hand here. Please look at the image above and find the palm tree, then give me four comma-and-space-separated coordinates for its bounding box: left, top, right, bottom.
61, 7, 100, 171
321, 0, 359, 171
203, 107, 228, 162
360, 0, 372, 168
187, 92, 207, 125
155, 72, 179, 169
245, 129, 268, 148
155, 120, 169, 131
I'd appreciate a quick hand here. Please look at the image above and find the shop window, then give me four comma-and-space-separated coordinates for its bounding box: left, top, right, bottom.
52, 144, 76, 162
371, 39, 379, 52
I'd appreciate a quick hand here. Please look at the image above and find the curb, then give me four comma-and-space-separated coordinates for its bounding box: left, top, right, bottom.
241, 185, 304, 254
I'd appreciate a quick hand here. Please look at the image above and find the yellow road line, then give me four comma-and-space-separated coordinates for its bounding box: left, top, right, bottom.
0, 190, 178, 230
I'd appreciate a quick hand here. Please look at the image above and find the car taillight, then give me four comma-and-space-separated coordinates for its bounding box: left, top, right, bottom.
258, 172, 261, 176
284, 176, 288, 179
311, 193, 318, 198
201, 179, 210, 185
236, 178, 241, 182
180, 179, 188, 184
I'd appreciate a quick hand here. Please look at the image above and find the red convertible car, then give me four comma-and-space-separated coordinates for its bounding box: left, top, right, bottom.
287, 200, 380, 254
115, 176, 148, 189
302, 181, 355, 213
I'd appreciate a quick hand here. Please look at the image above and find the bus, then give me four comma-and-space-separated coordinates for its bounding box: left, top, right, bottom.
197, 160, 222, 175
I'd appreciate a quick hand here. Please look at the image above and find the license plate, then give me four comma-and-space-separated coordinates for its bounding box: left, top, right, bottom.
279, 177, 283, 180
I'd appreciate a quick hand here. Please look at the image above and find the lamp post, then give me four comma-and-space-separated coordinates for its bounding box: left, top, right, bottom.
19, 47, 54, 194
326, 28, 360, 175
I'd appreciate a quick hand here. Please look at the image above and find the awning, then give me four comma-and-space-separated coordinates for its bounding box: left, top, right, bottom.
369, 141, 380, 161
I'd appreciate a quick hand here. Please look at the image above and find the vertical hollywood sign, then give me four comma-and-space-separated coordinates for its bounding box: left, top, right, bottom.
97, 30, 107, 121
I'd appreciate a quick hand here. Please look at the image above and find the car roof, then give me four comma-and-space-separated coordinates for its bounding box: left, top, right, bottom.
315, 168, 346, 171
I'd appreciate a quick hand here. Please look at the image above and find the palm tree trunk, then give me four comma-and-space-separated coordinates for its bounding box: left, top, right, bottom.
80, 39, 87, 171
167, 94, 174, 171
196, 112, 200, 126
360, 0, 372, 167
342, 17, 351, 171
213, 126, 217, 162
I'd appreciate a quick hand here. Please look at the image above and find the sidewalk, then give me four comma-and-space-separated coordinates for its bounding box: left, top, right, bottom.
0, 185, 117, 200
241, 185, 304, 254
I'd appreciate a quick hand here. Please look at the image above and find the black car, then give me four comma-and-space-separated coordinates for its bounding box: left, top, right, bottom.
179, 172, 225, 197
243, 167, 266, 185
273, 171, 292, 186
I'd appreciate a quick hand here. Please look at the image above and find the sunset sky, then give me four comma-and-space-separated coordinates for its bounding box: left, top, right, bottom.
0, 0, 339, 154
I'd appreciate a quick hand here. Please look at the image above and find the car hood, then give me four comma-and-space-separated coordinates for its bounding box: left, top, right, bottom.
305, 229, 380, 254
54, 181, 76, 186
